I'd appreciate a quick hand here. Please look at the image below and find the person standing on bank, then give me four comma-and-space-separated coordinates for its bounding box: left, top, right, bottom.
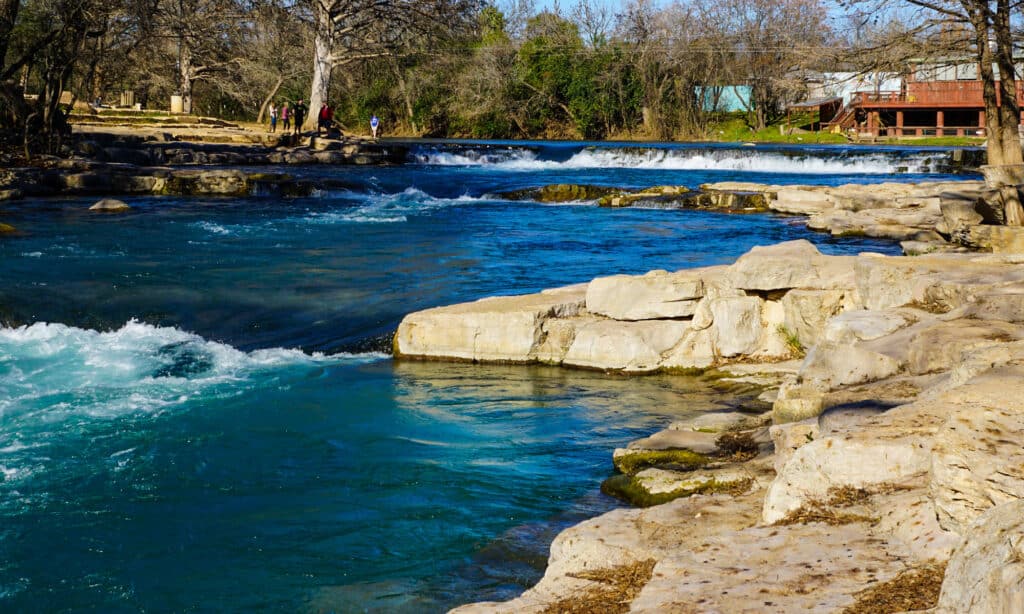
370, 114, 379, 139
293, 99, 307, 135
269, 103, 278, 133
318, 103, 329, 136
281, 102, 290, 132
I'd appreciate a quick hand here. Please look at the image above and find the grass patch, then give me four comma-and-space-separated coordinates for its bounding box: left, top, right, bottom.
878, 136, 985, 146
707, 116, 849, 144
841, 562, 947, 614
544, 559, 657, 614
613, 449, 708, 476
776, 325, 806, 358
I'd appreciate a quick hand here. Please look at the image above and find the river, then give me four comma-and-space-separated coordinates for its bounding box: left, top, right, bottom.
0, 141, 977, 611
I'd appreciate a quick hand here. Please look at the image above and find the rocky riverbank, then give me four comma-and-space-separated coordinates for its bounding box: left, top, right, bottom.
395, 228, 1024, 611
0, 112, 408, 203
501, 177, 1024, 257
0, 135, 406, 203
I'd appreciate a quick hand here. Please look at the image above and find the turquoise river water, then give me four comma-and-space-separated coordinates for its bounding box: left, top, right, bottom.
0, 142, 979, 611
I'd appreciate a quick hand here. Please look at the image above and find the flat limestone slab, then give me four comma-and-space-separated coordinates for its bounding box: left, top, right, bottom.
632, 523, 910, 613
393, 285, 585, 362
585, 267, 722, 320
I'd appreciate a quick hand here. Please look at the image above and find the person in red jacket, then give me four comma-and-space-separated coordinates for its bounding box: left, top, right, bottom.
318, 103, 331, 136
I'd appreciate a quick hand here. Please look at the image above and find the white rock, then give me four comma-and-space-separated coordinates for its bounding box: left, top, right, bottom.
659, 328, 716, 370
770, 188, 834, 214
89, 198, 131, 212
936, 500, 1024, 614
875, 487, 960, 563
727, 240, 856, 291
621, 428, 720, 454
771, 379, 827, 424
563, 319, 688, 372
800, 341, 903, 388
822, 309, 915, 345
585, 268, 713, 321
907, 320, 1024, 375
929, 364, 1024, 534
762, 437, 931, 524
393, 286, 585, 362
761, 299, 790, 357
631, 522, 909, 613
769, 418, 819, 473
780, 289, 847, 348
671, 411, 767, 433
710, 296, 764, 357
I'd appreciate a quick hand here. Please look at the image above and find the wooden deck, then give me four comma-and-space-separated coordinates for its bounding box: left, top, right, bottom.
853, 80, 1024, 109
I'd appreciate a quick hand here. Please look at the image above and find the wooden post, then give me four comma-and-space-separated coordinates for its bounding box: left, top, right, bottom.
868, 111, 879, 136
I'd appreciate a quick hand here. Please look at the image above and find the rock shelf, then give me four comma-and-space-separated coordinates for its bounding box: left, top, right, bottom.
394, 238, 1024, 613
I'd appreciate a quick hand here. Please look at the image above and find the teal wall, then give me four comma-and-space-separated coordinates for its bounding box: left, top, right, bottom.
698, 86, 752, 113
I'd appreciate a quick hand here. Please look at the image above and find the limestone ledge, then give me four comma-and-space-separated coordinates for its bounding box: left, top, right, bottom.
435, 240, 1024, 612
0, 137, 405, 202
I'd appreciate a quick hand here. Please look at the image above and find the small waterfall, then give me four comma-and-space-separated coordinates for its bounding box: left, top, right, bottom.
408, 142, 981, 175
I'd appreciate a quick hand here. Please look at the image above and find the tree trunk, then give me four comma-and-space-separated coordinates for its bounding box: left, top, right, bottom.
391, 58, 418, 135
991, 0, 1022, 167
179, 41, 194, 114
307, 2, 333, 131
0, 0, 19, 66
257, 75, 284, 124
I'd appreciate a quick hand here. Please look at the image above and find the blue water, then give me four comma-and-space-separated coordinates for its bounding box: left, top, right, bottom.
0, 142, 976, 611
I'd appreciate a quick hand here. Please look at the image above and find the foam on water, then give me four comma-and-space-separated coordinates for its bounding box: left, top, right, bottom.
412, 145, 943, 174
192, 220, 237, 235
560, 148, 929, 174
0, 320, 383, 423
410, 148, 540, 167
303, 187, 488, 224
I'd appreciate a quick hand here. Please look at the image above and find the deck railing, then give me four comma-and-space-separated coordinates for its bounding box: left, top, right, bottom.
852, 80, 1024, 107
879, 126, 985, 137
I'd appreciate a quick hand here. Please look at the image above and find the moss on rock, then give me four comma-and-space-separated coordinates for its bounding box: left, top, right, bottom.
499, 184, 622, 203
601, 473, 753, 507
613, 449, 708, 476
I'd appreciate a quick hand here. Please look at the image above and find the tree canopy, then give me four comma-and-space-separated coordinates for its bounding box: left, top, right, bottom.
1, 0, 1018, 151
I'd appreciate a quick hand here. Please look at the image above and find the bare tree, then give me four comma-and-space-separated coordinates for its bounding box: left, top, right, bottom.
157, 0, 247, 114
302, 0, 479, 131
570, 0, 613, 47
840, 0, 1022, 169
704, 0, 829, 130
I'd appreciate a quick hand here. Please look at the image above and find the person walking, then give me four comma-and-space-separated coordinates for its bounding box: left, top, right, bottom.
281, 102, 290, 132
268, 103, 278, 133
293, 99, 307, 135
370, 114, 379, 139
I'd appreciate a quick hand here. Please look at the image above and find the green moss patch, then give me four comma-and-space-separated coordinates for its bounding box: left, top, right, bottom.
613, 449, 708, 476
601, 474, 753, 507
